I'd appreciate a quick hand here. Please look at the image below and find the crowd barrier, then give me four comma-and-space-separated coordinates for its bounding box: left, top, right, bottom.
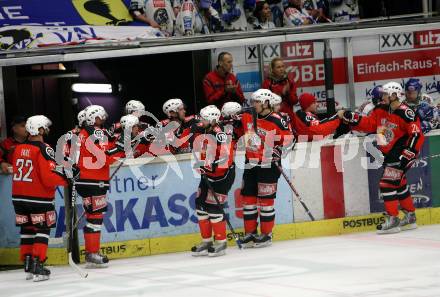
1, 131, 439, 265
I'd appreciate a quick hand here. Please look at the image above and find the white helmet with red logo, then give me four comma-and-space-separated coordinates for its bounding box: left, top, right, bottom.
221, 102, 242, 117
162, 98, 184, 117
200, 105, 221, 123
26, 115, 52, 136
251, 89, 273, 104
383, 82, 405, 102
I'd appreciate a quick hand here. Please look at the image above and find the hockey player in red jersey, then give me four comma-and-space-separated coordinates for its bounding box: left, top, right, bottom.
0, 116, 28, 174
11, 115, 79, 281
108, 100, 147, 140
75, 105, 116, 267
63, 107, 89, 158
157, 98, 197, 154
106, 114, 150, 159
293, 92, 341, 141
190, 105, 236, 257
239, 89, 294, 248
340, 82, 424, 234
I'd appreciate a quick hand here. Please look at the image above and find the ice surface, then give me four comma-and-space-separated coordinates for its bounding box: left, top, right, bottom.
2, 225, 440, 297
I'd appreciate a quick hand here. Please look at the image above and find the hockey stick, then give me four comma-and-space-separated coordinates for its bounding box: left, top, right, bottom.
201, 174, 243, 250
420, 153, 440, 161
276, 164, 315, 221
68, 179, 88, 278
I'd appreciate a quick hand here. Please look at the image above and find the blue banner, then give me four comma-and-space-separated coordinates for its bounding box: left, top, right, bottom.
0, 0, 145, 27
0, 154, 294, 248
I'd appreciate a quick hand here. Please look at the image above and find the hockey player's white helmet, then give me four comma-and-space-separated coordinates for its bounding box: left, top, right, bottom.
77, 107, 89, 126
200, 105, 221, 123
163, 98, 184, 117
270, 93, 282, 107
26, 115, 52, 136
120, 114, 140, 129
85, 105, 107, 126
221, 102, 242, 117
383, 82, 405, 102
125, 100, 145, 115
251, 89, 273, 105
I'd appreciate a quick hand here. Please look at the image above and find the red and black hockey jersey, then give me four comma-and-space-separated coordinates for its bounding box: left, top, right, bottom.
353, 103, 424, 155
12, 141, 67, 201
190, 122, 236, 178
293, 110, 340, 141
154, 116, 198, 154
240, 111, 294, 164
77, 126, 117, 182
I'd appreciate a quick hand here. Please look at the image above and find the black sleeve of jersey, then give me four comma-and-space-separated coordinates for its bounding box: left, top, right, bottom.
395, 106, 416, 123
267, 114, 290, 131
37, 143, 56, 162
319, 114, 338, 124
295, 110, 313, 127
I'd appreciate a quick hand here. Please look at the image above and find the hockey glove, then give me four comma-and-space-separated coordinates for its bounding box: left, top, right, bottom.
272, 146, 282, 163
399, 148, 416, 170
342, 111, 361, 125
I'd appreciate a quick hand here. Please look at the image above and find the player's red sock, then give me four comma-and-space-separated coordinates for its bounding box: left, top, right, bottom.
19, 226, 35, 261
400, 196, 416, 212
243, 196, 258, 234
84, 213, 103, 253
85, 232, 101, 254
384, 200, 399, 217
212, 220, 227, 242
20, 245, 33, 262
198, 219, 212, 240
260, 200, 275, 235
32, 243, 48, 261
33, 228, 50, 261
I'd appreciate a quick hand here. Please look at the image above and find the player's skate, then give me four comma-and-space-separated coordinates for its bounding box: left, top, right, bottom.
254, 233, 272, 248
377, 214, 401, 234
240, 232, 258, 248
32, 257, 50, 282
24, 254, 33, 280
208, 241, 227, 257
400, 210, 417, 231
191, 241, 213, 256
85, 252, 109, 268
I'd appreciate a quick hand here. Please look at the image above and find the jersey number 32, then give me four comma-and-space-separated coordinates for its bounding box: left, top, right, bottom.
13, 159, 33, 182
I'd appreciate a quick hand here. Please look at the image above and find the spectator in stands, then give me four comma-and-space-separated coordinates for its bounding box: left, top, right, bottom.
251, 1, 275, 29
283, 0, 316, 26
262, 57, 297, 120
327, 0, 359, 22
194, 0, 224, 34
203, 52, 245, 108
0, 116, 28, 174
215, 0, 250, 31
129, 0, 175, 36
303, 0, 332, 23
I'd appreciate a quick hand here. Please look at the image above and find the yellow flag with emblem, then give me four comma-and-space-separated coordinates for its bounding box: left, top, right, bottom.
72, 0, 133, 26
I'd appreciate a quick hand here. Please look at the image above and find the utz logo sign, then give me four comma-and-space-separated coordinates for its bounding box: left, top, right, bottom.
281, 41, 314, 60
414, 29, 440, 49
379, 33, 414, 52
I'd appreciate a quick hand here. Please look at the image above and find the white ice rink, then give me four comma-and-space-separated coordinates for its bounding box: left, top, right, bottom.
2, 225, 440, 297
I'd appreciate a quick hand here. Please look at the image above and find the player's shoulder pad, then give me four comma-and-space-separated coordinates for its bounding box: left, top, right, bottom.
295, 110, 318, 127
39, 143, 56, 161
395, 103, 416, 123
267, 112, 290, 130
